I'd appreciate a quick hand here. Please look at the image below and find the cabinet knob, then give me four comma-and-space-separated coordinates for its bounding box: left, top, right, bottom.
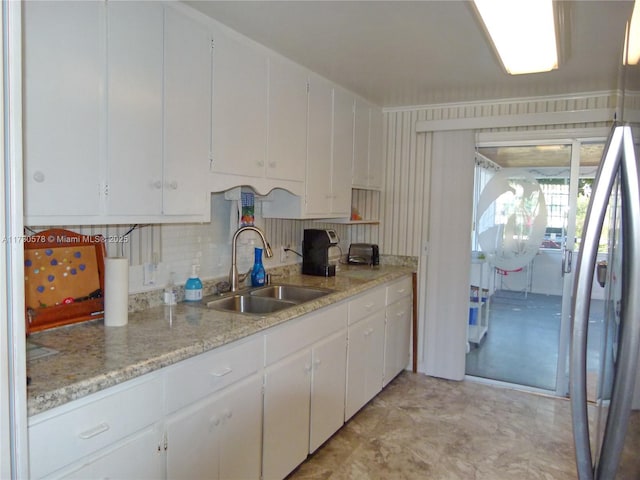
153, 180, 162, 190
269, 161, 276, 168
167, 180, 178, 190
304, 363, 312, 373
33, 171, 45, 183
223, 409, 233, 419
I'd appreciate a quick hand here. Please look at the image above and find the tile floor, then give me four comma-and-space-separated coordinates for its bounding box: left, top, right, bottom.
287, 372, 640, 480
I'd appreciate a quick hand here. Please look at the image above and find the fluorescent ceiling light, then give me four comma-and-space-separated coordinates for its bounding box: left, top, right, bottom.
624, 0, 640, 65
473, 0, 558, 75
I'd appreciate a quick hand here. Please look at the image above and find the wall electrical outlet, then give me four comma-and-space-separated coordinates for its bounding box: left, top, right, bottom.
143, 262, 157, 286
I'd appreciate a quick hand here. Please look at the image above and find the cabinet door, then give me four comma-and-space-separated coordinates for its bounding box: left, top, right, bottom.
267, 56, 308, 182
165, 375, 262, 480
345, 317, 369, 420
163, 8, 212, 216
365, 310, 386, 402
368, 107, 384, 189
211, 28, 268, 177
165, 389, 221, 479
23, 1, 102, 219
345, 311, 386, 420
263, 348, 312, 480
309, 330, 347, 453
217, 375, 262, 480
59, 424, 164, 480
352, 97, 370, 188
305, 75, 333, 215
331, 88, 354, 216
384, 297, 412, 387
106, 1, 164, 216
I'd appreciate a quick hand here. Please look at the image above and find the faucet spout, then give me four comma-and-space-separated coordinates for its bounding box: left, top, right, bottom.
230, 226, 273, 292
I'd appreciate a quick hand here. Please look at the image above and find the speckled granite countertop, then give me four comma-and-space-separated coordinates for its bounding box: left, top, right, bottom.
26, 265, 414, 417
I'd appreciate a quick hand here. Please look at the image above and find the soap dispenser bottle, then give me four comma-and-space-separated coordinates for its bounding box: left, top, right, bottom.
251, 247, 266, 287
184, 264, 203, 301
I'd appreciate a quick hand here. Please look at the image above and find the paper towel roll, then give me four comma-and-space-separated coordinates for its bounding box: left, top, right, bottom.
104, 257, 129, 327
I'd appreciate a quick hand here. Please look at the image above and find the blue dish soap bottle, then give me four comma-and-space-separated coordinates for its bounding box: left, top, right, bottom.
251, 247, 266, 287
184, 264, 203, 301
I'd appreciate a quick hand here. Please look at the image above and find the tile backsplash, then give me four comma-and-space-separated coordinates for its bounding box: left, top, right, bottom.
27, 191, 380, 294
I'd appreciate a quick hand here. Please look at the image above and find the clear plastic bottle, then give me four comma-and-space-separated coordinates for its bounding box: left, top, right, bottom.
163, 272, 177, 305
250, 247, 266, 287
184, 265, 203, 301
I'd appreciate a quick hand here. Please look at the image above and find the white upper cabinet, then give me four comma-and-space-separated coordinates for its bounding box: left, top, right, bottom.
353, 98, 370, 188
266, 55, 308, 183
262, 75, 353, 219
162, 7, 212, 216
305, 75, 334, 215
106, 2, 164, 216
368, 107, 384, 189
209, 27, 308, 195
352, 98, 384, 190
210, 26, 268, 179
23, 2, 212, 225
23, 1, 102, 219
331, 86, 355, 216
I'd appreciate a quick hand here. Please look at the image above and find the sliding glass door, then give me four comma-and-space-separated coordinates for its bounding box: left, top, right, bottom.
466, 134, 606, 396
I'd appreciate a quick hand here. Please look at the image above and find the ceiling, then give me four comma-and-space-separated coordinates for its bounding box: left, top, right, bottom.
185, 1, 638, 108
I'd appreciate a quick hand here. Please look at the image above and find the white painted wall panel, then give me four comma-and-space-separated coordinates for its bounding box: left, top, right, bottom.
381, 110, 430, 257
422, 130, 475, 380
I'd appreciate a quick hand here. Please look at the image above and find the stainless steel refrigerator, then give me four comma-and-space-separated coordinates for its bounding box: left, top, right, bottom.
571, 124, 640, 479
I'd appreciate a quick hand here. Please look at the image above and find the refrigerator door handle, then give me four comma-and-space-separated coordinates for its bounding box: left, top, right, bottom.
570, 125, 624, 480
562, 249, 573, 275
595, 126, 640, 479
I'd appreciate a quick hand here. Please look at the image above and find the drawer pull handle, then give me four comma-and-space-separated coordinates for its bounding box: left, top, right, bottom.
211, 367, 233, 377
396, 288, 406, 294
364, 303, 375, 309
396, 311, 406, 317
78, 422, 110, 439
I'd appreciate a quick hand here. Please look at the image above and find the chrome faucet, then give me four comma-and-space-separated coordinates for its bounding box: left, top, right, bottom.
230, 225, 273, 292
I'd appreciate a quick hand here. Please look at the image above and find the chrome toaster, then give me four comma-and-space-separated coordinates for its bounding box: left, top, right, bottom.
347, 243, 380, 265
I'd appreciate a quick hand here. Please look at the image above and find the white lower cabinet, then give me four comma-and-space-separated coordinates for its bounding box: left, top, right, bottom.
383, 277, 413, 386
345, 310, 386, 420
52, 424, 164, 480
309, 330, 348, 453
262, 303, 348, 480
263, 348, 313, 480
165, 374, 262, 480
28, 374, 164, 479
384, 297, 412, 387
28, 275, 413, 480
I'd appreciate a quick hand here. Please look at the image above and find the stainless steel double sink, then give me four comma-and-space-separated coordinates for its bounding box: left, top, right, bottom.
205, 284, 334, 316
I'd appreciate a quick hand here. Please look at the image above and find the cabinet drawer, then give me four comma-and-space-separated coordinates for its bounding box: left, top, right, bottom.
387, 296, 412, 320
165, 334, 263, 413
265, 302, 347, 366
348, 287, 385, 325
28, 374, 163, 479
386, 276, 412, 305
